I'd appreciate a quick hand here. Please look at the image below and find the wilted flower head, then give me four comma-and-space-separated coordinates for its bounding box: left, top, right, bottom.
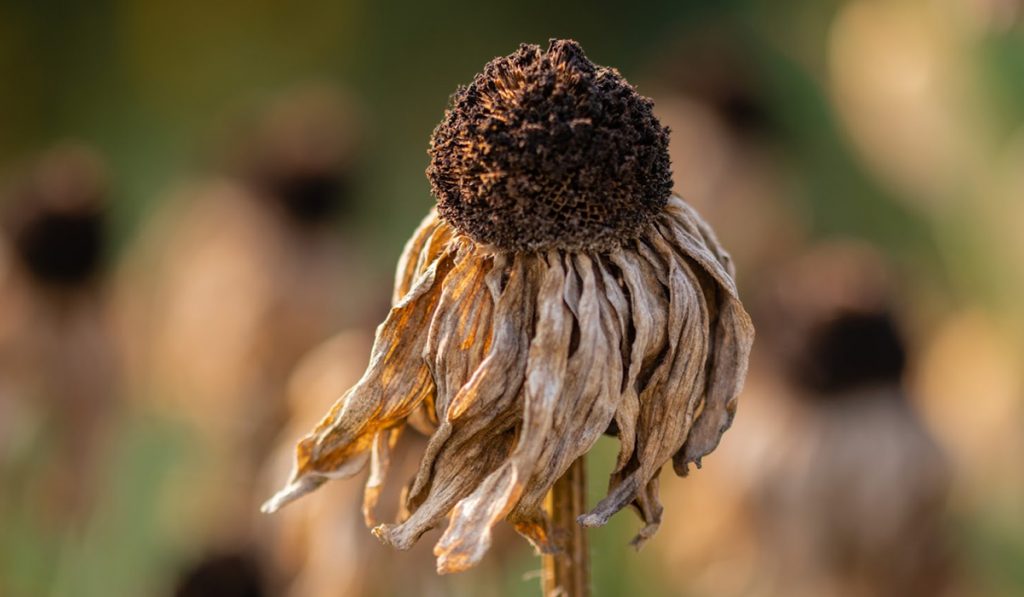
264, 39, 754, 573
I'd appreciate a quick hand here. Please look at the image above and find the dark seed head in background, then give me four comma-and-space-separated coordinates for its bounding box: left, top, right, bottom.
3, 145, 109, 288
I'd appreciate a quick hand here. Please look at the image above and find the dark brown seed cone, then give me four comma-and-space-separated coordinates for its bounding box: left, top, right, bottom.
427, 39, 672, 252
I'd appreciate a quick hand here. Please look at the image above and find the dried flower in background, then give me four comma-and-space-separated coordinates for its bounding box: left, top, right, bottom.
725, 243, 951, 597
0, 143, 119, 524
115, 84, 379, 551
647, 29, 807, 283
264, 39, 754, 574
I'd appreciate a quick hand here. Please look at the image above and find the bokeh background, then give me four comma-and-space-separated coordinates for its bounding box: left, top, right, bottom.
2, 0, 1023, 595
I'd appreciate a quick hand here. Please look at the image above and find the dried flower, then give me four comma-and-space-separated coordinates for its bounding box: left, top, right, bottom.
0, 143, 117, 523
115, 86, 376, 551
263, 39, 754, 574
738, 243, 952, 596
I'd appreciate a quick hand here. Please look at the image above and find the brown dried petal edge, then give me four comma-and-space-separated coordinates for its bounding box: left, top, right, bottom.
262, 196, 754, 574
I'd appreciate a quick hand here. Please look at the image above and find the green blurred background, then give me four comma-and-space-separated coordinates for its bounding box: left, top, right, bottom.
2, 0, 1023, 595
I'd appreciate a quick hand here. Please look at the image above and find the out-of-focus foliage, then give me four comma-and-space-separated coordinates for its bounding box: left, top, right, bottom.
1, 0, 1022, 596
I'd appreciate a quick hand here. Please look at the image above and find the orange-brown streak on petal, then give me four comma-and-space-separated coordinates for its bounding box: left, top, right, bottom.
405, 215, 458, 299
425, 240, 494, 414
406, 253, 524, 506
394, 209, 443, 302
398, 218, 458, 434
310, 249, 453, 460
375, 255, 536, 551
434, 251, 572, 573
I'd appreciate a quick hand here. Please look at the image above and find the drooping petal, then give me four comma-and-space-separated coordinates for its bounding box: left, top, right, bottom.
581, 230, 711, 543
261, 246, 455, 513
394, 209, 454, 302
424, 240, 495, 414
265, 194, 754, 572
362, 426, 402, 526
656, 198, 755, 473
606, 247, 668, 477
508, 253, 622, 550
433, 251, 572, 573
674, 296, 754, 473
373, 254, 536, 551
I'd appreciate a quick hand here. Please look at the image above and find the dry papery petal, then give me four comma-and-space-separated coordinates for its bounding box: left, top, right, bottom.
264, 196, 754, 573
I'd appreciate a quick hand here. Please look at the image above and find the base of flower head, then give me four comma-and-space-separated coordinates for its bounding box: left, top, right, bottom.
265, 196, 754, 573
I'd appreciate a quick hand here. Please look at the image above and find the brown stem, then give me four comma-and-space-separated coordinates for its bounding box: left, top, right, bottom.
542, 457, 590, 597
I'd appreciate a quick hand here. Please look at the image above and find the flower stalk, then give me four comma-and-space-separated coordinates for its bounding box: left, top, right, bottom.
542, 457, 589, 597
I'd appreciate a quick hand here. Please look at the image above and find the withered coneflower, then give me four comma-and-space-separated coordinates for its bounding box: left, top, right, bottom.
743, 243, 952, 597
264, 39, 754, 576
0, 143, 118, 523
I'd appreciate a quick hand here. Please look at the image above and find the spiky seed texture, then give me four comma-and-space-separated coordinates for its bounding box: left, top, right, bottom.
428, 39, 673, 252
264, 39, 754, 574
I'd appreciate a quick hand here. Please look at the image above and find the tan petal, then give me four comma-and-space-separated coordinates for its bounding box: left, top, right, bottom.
582, 229, 710, 542
508, 254, 622, 548
424, 240, 495, 414
675, 296, 754, 473
362, 426, 401, 527
433, 251, 572, 573
394, 210, 454, 302
261, 247, 454, 513
655, 202, 755, 472
393, 209, 443, 302
373, 254, 536, 550
607, 247, 668, 476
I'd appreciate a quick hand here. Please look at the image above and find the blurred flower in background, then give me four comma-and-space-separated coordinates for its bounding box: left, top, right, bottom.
656, 243, 959, 597
747, 243, 954, 597
648, 24, 808, 284
0, 144, 121, 594
0, 0, 1022, 595
113, 84, 384, 582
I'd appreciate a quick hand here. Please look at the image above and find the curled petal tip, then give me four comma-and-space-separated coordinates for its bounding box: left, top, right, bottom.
260, 474, 326, 514
628, 523, 659, 551
371, 523, 410, 550
435, 552, 474, 576
435, 559, 455, 576
370, 524, 389, 543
